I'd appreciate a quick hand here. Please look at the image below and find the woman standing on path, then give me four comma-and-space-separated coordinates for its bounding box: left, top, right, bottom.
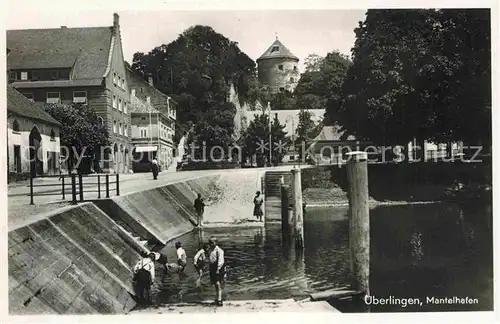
253, 191, 264, 222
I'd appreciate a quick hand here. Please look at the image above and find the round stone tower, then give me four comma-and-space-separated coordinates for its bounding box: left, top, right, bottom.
257, 38, 300, 94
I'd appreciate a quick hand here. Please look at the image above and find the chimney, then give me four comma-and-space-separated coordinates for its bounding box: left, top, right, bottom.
113, 13, 120, 28
61, 26, 67, 29
131, 88, 136, 96
112, 13, 119, 35
146, 96, 151, 104
148, 76, 154, 87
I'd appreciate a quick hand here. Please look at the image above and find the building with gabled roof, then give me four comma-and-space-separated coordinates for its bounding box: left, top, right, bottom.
7, 85, 61, 180
7, 13, 131, 173
257, 38, 300, 93
126, 68, 177, 171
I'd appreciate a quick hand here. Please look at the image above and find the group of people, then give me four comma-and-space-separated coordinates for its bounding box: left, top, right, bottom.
132, 237, 226, 306
131, 190, 265, 306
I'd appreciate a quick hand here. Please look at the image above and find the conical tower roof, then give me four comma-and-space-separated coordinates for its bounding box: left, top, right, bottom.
257, 38, 299, 62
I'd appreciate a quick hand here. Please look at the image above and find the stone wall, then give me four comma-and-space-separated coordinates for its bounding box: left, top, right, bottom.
94, 175, 219, 245
9, 171, 266, 314
8, 203, 142, 314
257, 57, 300, 93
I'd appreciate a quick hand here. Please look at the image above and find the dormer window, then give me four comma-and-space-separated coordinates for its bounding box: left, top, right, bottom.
50, 70, 59, 80
271, 46, 279, 53
9, 71, 16, 81
20, 71, 28, 81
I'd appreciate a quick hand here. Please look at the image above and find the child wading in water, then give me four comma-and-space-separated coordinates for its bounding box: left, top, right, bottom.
253, 191, 264, 222
193, 243, 209, 287
175, 242, 187, 273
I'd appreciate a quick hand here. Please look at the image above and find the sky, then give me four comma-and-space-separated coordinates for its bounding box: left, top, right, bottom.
5, 8, 366, 72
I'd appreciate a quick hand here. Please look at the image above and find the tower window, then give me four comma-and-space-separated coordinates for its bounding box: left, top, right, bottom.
278, 65, 283, 71
279, 87, 285, 92
294, 66, 297, 72
271, 46, 280, 53
290, 77, 295, 83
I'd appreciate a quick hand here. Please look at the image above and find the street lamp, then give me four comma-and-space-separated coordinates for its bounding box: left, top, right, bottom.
285, 115, 297, 169
267, 102, 272, 167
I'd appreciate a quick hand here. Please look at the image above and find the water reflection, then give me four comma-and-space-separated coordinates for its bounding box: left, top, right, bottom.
148, 203, 492, 312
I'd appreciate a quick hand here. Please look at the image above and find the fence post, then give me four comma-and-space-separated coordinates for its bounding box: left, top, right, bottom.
71, 174, 77, 205
97, 174, 101, 199
61, 175, 65, 200
116, 173, 120, 196
29, 173, 34, 205
78, 174, 84, 201
106, 174, 110, 198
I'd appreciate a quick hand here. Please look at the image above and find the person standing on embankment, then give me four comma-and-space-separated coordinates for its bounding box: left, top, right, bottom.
253, 191, 264, 222
194, 193, 205, 227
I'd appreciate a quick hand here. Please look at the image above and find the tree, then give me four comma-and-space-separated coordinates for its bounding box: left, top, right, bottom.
296, 109, 322, 159
131, 25, 259, 143
270, 113, 288, 165
304, 54, 324, 73
295, 51, 352, 118
241, 113, 287, 166
44, 103, 110, 171
338, 9, 491, 153
439, 9, 491, 150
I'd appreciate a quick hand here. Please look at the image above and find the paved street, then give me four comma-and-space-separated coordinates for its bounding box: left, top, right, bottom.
7, 165, 301, 230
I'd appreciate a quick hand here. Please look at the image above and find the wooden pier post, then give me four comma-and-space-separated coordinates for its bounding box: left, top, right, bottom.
346, 151, 370, 295
281, 184, 290, 236
291, 168, 304, 249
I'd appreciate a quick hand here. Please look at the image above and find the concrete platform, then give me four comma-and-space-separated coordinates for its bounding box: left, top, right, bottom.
129, 299, 340, 314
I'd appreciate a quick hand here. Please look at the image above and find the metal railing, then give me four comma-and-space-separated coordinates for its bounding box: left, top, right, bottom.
28, 173, 120, 205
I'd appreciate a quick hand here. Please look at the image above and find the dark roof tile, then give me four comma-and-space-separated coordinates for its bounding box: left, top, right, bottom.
257, 39, 299, 62
7, 26, 113, 80
7, 85, 61, 126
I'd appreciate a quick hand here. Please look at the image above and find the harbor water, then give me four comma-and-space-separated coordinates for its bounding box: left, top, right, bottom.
146, 202, 492, 312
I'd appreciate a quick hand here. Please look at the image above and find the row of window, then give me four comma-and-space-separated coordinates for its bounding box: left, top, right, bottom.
22, 91, 87, 104
112, 95, 128, 114
9, 69, 71, 82
160, 124, 173, 140
113, 120, 128, 137
113, 71, 126, 90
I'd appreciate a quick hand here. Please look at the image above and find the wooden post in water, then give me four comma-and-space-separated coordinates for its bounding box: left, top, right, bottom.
346, 151, 370, 295
291, 168, 304, 249
280, 184, 290, 236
